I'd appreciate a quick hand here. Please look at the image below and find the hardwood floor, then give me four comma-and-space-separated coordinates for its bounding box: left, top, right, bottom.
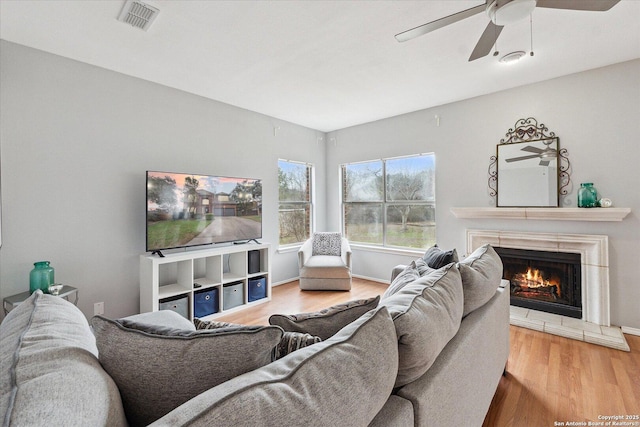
217, 278, 640, 426
483, 325, 640, 427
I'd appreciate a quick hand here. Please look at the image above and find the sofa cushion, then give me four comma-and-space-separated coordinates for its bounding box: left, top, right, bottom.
91, 315, 283, 426
0, 291, 127, 427
380, 263, 464, 387
299, 255, 351, 279
369, 395, 415, 427
150, 306, 399, 427
311, 232, 342, 256
423, 245, 459, 268
458, 244, 503, 317
123, 309, 196, 330
383, 261, 420, 298
414, 257, 436, 276
269, 295, 380, 340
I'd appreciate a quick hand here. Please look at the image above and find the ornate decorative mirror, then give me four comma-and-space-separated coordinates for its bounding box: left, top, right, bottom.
488, 118, 571, 207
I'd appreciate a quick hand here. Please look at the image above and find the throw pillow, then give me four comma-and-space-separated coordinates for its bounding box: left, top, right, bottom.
414, 257, 436, 276
152, 307, 398, 427
0, 291, 127, 427
193, 318, 244, 330
383, 261, 419, 298
458, 244, 504, 317
273, 331, 322, 360
91, 316, 282, 426
122, 309, 196, 331
193, 318, 321, 360
269, 295, 380, 340
311, 232, 342, 256
422, 245, 459, 269
380, 263, 464, 387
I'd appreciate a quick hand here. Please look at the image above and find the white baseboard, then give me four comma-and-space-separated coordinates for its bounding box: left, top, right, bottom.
621, 326, 640, 337
273, 275, 389, 287
352, 274, 389, 285
271, 278, 299, 287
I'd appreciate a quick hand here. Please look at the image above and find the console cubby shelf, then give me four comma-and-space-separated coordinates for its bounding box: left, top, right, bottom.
140, 243, 271, 321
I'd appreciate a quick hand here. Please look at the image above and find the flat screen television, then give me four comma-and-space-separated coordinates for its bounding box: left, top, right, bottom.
146, 171, 262, 254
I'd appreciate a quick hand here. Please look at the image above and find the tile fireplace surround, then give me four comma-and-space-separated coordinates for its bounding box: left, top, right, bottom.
467, 229, 629, 351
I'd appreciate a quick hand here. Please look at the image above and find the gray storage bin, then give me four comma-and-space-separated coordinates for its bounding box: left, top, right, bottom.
223, 282, 244, 310
159, 294, 189, 319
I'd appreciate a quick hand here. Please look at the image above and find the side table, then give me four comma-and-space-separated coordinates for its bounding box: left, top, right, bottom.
3, 286, 79, 315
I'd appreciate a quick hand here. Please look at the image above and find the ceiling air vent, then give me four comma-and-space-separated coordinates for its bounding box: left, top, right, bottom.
117, 0, 159, 31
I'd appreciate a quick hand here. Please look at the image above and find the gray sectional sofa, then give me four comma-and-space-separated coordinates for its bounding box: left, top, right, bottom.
0, 244, 509, 427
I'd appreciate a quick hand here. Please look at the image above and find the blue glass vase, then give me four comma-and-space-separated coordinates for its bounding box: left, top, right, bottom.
29, 261, 55, 294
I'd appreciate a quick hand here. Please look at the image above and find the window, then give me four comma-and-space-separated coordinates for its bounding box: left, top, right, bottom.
278, 160, 313, 246
341, 153, 435, 250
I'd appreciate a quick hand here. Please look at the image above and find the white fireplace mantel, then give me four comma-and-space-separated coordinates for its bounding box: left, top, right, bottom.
450, 207, 631, 222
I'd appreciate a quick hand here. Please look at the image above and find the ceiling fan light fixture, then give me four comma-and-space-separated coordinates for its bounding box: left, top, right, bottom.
499, 50, 527, 64
487, 0, 537, 25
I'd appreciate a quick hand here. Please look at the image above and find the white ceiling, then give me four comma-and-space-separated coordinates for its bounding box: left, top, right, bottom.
1, 1, 639, 132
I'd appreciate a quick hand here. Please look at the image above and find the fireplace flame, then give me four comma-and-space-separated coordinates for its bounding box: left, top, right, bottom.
512, 267, 561, 298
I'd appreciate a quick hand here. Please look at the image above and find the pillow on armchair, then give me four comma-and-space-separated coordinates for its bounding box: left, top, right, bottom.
311, 232, 343, 256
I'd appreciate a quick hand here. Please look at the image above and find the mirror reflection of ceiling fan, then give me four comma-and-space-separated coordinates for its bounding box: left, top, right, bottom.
505, 140, 557, 166
395, 0, 621, 61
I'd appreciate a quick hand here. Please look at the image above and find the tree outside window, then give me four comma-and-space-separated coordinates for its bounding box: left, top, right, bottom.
278, 160, 313, 245
342, 154, 435, 250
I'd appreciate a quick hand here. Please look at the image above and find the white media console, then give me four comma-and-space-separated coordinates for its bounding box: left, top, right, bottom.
139, 243, 271, 321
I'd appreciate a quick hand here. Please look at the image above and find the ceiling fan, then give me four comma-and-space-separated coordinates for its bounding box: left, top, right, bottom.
505, 140, 557, 166
395, 0, 621, 61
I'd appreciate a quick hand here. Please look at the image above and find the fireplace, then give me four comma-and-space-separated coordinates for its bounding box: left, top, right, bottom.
466, 229, 610, 326
463, 230, 629, 351
495, 247, 582, 319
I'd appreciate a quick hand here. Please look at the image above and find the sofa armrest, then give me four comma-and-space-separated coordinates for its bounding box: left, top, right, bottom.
341, 238, 352, 269
396, 285, 510, 426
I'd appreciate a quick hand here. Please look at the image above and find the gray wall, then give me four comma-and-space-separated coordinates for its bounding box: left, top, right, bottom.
0, 41, 325, 320
326, 59, 640, 330
2, 40, 638, 330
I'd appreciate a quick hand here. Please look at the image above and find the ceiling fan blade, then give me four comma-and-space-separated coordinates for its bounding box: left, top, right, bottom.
469, 21, 504, 61
395, 4, 486, 42
539, 159, 552, 166
536, 0, 620, 12
505, 154, 541, 163
521, 146, 544, 153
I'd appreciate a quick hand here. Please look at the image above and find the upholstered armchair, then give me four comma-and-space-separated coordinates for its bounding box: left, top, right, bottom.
298, 232, 352, 291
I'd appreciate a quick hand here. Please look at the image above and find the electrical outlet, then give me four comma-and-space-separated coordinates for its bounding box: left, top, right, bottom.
94, 302, 104, 316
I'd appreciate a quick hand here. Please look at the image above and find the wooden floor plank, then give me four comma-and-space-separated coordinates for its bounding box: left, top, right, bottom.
216, 278, 640, 426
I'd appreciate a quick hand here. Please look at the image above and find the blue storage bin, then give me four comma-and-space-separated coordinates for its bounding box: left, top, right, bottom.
194, 288, 219, 318
248, 277, 267, 302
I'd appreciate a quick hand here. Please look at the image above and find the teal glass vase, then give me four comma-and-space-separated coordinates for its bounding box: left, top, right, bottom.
29, 261, 55, 294
577, 183, 598, 208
